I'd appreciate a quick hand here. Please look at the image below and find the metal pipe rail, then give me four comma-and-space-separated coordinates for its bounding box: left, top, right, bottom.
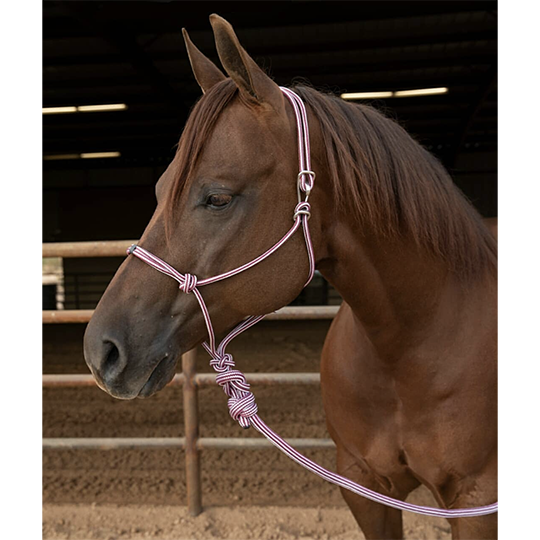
43, 372, 321, 387
42, 305, 339, 324
42, 240, 339, 515
43, 437, 335, 451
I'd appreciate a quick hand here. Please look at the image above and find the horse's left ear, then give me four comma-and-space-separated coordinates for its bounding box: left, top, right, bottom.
182, 28, 226, 94
209, 14, 284, 111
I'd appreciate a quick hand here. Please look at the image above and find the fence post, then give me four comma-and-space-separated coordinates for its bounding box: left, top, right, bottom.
182, 349, 202, 516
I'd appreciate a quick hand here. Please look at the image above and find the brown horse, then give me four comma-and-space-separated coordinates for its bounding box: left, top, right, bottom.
84, 15, 497, 540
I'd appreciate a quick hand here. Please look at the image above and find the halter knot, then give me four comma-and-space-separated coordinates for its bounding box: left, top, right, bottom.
214, 367, 257, 428
209, 353, 234, 373
227, 392, 258, 428
180, 273, 198, 294
215, 368, 250, 395
293, 201, 311, 221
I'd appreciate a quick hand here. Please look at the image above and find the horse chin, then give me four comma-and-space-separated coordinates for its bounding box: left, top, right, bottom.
136, 355, 178, 398
92, 354, 178, 400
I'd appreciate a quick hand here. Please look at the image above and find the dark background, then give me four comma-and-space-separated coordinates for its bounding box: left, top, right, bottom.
43, 1, 497, 240
43, 0, 497, 307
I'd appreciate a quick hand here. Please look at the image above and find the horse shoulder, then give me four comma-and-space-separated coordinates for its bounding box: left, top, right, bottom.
321, 303, 407, 478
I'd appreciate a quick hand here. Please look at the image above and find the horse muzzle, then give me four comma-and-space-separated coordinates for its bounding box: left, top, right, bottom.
83, 319, 179, 399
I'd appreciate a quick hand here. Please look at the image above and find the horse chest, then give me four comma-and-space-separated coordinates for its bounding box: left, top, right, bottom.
321, 352, 404, 469
321, 316, 439, 484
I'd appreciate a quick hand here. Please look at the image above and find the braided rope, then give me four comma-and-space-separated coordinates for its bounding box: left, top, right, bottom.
126, 88, 497, 518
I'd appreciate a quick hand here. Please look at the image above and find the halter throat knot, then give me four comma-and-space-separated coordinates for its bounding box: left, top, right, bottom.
180, 273, 198, 294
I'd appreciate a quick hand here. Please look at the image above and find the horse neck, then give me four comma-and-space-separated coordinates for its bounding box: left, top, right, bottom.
299, 93, 495, 362
316, 213, 494, 363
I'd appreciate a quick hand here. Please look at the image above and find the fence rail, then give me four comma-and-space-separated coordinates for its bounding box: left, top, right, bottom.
43, 240, 138, 258
42, 437, 335, 451
42, 240, 339, 515
43, 372, 321, 387
42, 305, 339, 324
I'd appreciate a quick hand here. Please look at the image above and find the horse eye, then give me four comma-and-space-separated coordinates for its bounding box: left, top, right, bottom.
206, 193, 233, 208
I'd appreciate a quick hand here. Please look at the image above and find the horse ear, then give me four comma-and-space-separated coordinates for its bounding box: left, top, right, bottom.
182, 28, 226, 94
209, 14, 283, 110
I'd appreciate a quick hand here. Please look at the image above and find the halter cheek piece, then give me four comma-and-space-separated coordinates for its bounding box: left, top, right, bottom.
126, 88, 497, 518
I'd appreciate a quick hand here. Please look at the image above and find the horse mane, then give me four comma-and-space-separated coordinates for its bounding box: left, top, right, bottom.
167, 78, 496, 280
292, 84, 497, 280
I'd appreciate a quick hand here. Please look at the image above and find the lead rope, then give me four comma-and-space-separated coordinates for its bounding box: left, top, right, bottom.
127, 88, 497, 518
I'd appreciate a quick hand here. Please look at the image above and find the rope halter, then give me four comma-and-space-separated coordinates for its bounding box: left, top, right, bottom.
128, 87, 314, 428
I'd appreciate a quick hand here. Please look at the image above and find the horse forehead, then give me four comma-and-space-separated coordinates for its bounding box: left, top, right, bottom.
203, 102, 286, 165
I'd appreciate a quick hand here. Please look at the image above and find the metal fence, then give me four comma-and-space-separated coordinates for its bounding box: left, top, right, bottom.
42, 240, 339, 515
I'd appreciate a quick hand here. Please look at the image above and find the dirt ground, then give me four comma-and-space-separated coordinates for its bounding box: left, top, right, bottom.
43, 321, 451, 539
43, 500, 451, 540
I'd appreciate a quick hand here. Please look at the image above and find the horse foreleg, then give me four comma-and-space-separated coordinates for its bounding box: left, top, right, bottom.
440, 459, 497, 540
446, 498, 497, 540
337, 445, 406, 540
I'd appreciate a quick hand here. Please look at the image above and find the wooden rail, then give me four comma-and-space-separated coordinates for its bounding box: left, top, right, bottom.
43, 240, 138, 258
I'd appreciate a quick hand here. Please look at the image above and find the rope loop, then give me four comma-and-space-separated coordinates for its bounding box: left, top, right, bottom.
297, 170, 316, 193
180, 273, 198, 294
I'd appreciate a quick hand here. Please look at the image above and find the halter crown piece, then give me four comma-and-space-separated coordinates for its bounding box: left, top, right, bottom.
127, 88, 497, 517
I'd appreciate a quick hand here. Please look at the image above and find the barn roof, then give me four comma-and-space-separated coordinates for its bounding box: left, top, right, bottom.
43, 1, 496, 216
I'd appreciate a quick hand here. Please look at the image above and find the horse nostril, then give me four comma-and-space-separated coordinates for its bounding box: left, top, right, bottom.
101, 341, 122, 381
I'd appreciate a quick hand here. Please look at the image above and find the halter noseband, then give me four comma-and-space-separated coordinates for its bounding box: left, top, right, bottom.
125, 87, 497, 518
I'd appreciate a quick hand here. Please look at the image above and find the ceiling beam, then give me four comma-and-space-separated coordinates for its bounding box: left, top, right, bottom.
59, 3, 183, 120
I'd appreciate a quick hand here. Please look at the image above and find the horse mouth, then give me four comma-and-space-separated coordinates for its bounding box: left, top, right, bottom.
137, 355, 177, 398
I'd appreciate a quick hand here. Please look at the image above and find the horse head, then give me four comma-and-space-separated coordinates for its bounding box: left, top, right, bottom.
83, 15, 326, 399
